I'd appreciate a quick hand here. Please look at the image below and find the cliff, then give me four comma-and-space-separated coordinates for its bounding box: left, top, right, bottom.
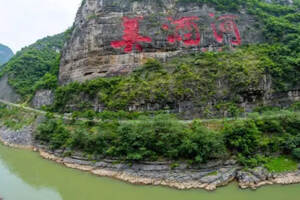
59, 0, 264, 84
0, 75, 20, 103
54, 0, 300, 117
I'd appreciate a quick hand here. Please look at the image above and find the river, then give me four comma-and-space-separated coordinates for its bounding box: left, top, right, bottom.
0, 144, 299, 200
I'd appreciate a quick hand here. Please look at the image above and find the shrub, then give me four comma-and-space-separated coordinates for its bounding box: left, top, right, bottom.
237, 154, 268, 168
255, 118, 284, 135
224, 120, 261, 156
34, 110, 300, 165
36, 117, 70, 149
290, 101, 300, 111
292, 148, 300, 160
284, 133, 300, 152
180, 120, 227, 163
35, 115, 226, 163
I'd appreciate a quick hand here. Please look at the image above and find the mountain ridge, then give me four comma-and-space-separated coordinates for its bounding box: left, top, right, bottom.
0, 44, 14, 66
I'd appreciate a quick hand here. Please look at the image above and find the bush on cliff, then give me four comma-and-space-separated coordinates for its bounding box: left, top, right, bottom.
224, 120, 261, 157
48, 46, 273, 117
36, 116, 69, 149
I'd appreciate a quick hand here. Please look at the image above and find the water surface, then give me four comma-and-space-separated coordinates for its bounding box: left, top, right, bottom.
0, 144, 299, 200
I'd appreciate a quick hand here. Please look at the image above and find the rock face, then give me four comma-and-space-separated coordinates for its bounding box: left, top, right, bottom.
237, 166, 300, 189
0, 126, 33, 148
40, 147, 239, 190
60, 0, 264, 84
0, 75, 20, 103
31, 90, 54, 108
37, 147, 300, 190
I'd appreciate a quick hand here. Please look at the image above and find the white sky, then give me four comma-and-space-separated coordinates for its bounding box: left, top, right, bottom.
0, 0, 82, 53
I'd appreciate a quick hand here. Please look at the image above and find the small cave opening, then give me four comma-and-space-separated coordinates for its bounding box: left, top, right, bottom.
98, 70, 108, 74
84, 72, 94, 76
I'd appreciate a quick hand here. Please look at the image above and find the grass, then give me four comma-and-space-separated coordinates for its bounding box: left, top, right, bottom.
206, 171, 218, 176
0, 105, 37, 130
264, 157, 298, 173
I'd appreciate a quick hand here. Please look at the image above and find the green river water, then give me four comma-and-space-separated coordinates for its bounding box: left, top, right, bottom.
0, 144, 299, 200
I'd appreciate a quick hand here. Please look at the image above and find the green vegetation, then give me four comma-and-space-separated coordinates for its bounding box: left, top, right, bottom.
1, 1, 298, 113
179, 0, 298, 11
1, 100, 300, 170
48, 0, 300, 117
32, 107, 300, 167
0, 32, 68, 100
70, 109, 174, 121
178, 0, 251, 11
46, 0, 300, 115
0, 0, 299, 170
36, 114, 226, 162
206, 171, 218, 176
131, 0, 300, 93
292, 148, 300, 160
0, 104, 36, 130
264, 157, 298, 173
48, 47, 273, 116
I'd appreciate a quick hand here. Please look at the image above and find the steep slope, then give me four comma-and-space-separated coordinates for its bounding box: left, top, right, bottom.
0, 33, 68, 99
51, 0, 300, 118
60, 0, 265, 84
0, 44, 14, 66
0, 75, 20, 103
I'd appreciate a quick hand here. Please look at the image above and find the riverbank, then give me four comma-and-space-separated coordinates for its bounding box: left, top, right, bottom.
38, 149, 237, 190
1, 125, 300, 191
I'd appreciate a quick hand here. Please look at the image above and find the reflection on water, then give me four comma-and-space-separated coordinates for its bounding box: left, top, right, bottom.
0, 143, 300, 200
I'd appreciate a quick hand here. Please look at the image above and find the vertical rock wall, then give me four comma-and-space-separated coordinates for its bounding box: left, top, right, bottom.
59, 0, 264, 84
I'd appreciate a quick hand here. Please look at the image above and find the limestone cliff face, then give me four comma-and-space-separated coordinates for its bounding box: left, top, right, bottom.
60, 0, 264, 84
0, 75, 20, 103
31, 90, 54, 109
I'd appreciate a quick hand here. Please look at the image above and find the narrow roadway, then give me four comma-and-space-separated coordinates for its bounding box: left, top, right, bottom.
0, 99, 295, 124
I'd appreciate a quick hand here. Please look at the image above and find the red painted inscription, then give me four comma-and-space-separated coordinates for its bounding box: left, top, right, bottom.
210, 15, 241, 46
111, 17, 152, 53
162, 17, 201, 46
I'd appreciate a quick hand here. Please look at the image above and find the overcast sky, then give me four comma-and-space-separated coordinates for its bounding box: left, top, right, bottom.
0, 0, 82, 53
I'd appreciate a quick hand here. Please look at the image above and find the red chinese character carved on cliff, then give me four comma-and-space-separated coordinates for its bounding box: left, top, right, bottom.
210, 14, 241, 46
162, 17, 201, 46
111, 17, 152, 53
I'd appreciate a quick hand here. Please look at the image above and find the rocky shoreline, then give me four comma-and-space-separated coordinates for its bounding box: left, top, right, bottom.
0, 126, 33, 149
38, 148, 239, 190
1, 125, 300, 191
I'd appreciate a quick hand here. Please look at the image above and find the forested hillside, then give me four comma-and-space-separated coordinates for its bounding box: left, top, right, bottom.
0, 32, 70, 99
